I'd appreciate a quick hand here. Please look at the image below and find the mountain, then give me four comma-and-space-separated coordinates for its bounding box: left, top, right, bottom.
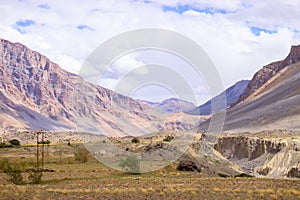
197, 45, 300, 132
188, 80, 249, 115
234, 45, 300, 106
142, 98, 197, 114
0, 38, 164, 136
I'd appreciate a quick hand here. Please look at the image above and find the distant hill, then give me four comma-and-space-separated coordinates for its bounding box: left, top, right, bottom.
187, 80, 249, 115
141, 98, 197, 114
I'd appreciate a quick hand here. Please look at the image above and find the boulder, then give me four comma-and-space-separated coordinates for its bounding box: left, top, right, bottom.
287, 167, 300, 178
177, 160, 201, 172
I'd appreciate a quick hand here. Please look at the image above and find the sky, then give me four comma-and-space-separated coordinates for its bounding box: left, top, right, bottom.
0, 0, 300, 105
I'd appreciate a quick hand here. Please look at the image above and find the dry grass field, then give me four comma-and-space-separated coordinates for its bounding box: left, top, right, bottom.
0, 144, 300, 200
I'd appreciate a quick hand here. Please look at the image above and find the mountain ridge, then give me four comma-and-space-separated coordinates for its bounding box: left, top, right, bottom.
141, 97, 197, 114
188, 80, 249, 115
197, 45, 300, 132
0, 38, 164, 136
234, 45, 300, 106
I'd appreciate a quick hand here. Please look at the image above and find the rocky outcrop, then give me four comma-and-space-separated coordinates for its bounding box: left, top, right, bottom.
234, 45, 300, 106
215, 135, 300, 178
288, 167, 300, 178
214, 136, 285, 160
0, 38, 164, 136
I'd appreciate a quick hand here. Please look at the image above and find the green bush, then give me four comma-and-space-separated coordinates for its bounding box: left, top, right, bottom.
0, 160, 44, 184
131, 138, 140, 143
74, 145, 89, 163
9, 139, 21, 146
0, 160, 24, 185
119, 156, 140, 174
38, 140, 51, 145
0, 143, 13, 148
163, 135, 174, 142
28, 168, 43, 184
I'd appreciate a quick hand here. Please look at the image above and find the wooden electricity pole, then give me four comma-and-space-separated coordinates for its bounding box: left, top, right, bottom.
42, 131, 45, 167
36, 131, 40, 168
36, 130, 45, 168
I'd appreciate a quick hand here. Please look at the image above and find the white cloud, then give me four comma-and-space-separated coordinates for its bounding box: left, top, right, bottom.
99, 53, 148, 91
55, 54, 83, 74
108, 53, 146, 76
0, 0, 299, 104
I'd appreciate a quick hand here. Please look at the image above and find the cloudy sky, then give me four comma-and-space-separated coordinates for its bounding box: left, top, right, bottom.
0, 0, 300, 105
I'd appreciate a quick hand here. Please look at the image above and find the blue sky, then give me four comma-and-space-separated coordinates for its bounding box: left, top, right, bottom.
13, 19, 35, 34
162, 4, 235, 15
0, 0, 300, 104
38, 3, 50, 10
77, 25, 94, 31
250, 27, 277, 36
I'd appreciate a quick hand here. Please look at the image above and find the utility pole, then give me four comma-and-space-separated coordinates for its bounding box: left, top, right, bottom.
42, 131, 45, 167
36, 130, 45, 168
36, 131, 39, 168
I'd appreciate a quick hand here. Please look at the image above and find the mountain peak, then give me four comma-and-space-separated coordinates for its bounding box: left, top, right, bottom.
288, 45, 300, 64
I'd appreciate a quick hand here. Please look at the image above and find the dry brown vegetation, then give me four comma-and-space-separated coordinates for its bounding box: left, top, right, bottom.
0, 145, 300, 200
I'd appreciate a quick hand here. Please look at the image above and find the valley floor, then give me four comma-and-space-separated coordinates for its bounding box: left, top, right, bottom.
0, 145, 300, 200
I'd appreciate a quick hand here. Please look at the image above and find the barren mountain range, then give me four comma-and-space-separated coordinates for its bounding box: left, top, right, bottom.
0, 38, 250, 135
0, 38, 165, 136
1, 37, 300, 135
198, 45, 300, 132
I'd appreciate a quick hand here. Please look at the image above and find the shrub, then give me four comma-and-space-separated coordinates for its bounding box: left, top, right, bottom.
0, 143, 13, 148
0, 160, 44, 184
163, 135, 174, 142
9, 139, 21, 146
28, 168, 43, 184
38, 140, 51, 145
234, 173, 254, 178
119, 156, 140, 174
74, 145, 89, 163
0, 160, 24, 184
218, 173, 231, 178
131, 138, 140, 143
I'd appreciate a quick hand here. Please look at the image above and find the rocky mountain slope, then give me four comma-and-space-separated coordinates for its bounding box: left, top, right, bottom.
234, 45, 300, 105
0, 38, 165, 136
188, 80, 249, 115
198, 45, 300, 132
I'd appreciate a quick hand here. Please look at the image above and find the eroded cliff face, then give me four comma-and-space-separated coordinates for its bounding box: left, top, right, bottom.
215, 136, 285, 160
214, 135, 300, 178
